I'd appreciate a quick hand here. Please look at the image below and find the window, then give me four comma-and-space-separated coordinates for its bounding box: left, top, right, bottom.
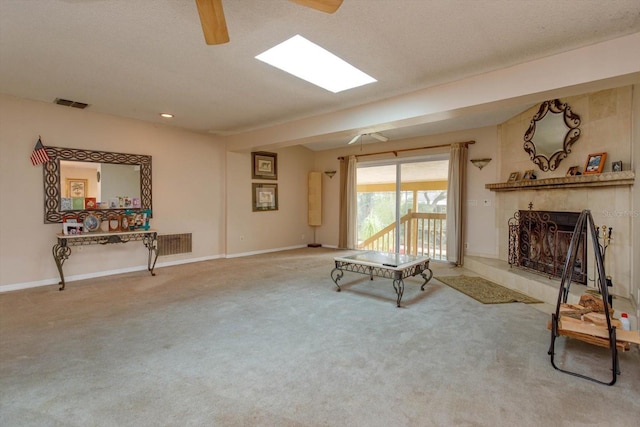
356, 156, 448, 259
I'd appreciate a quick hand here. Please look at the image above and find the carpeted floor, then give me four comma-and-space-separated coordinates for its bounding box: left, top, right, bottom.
436, 275, 542, 304
1, 248, 638, 426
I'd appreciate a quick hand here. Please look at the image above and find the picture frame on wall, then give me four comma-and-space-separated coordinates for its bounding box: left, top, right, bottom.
522, 169, 536, 180
252, 151, 277, 180
252, 183, 278, 211
66, 178, 88, 198
584, 152, 607, 174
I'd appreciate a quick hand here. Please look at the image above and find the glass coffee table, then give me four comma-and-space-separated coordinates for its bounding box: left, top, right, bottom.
331, 251, 433, 307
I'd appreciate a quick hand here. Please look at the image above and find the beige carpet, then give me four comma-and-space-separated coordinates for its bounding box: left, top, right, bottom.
436, 275, 542, 304
1, 248, 638, 426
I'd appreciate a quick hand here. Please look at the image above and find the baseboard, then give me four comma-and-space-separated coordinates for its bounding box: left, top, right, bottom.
0, 254, 225, 293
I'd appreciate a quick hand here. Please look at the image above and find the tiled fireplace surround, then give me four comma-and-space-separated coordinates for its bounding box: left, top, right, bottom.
467, 87, 636, 320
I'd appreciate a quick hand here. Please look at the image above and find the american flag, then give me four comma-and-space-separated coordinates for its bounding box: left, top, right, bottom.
30, 137, 50, 166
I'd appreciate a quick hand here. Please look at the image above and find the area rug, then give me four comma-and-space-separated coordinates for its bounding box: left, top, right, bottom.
436, 275, 542, 304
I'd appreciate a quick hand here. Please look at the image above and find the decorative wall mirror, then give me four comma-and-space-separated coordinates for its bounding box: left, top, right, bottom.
523, 99, 581, 171
43, 146, 152, 223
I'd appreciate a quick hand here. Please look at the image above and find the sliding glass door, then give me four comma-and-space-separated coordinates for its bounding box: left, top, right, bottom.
356, 156, 448, 259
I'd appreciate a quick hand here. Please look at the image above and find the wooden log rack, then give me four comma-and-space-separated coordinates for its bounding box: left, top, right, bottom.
548, 210, 639, 386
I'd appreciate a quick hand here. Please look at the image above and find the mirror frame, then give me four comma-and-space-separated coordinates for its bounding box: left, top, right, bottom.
523, 99, 581, 172
43, 146, 152, 223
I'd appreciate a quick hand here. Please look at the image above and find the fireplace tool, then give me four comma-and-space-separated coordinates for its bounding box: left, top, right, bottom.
595, 225, 614, 307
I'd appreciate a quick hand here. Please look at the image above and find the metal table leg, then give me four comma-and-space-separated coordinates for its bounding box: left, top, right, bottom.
392, 278, 405, 307
144, 232, 159, 276
52, 243, 71, 291
331, 266, 344, 291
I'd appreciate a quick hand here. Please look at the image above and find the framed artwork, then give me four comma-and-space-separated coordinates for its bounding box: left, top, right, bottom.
522, 169, 536, 180
252, 183, 278, 211
507, 172, 520, 182
66, 178, 88, 198
612, 160, 622, 172
566, 166, 580, 176
252, 151, 277, 180
584, 152, 607, 174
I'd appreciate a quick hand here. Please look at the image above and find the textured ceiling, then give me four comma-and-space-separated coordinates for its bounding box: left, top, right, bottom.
1, 0, 639, 150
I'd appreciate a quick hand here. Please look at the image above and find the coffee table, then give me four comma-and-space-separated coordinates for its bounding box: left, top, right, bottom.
331, 251, 433, 307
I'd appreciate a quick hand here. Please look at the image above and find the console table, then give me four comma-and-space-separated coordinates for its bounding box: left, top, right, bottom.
52, 229, 158, 290
331, 251, 433, 307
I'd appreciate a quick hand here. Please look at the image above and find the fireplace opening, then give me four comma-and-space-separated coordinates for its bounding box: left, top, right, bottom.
508, 210, 587, 284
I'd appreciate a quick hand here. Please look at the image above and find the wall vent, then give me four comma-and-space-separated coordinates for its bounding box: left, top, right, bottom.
157, 233, 192, 256
54, 98, 89, 109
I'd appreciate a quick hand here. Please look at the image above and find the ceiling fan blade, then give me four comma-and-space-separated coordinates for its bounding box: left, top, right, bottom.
369, 132, 389, 142
195, 0, 230, 45
347, 135, 361, 145
289, 0, 344, 14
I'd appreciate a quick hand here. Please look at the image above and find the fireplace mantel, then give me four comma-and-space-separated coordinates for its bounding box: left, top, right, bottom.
486, 171, 634, 192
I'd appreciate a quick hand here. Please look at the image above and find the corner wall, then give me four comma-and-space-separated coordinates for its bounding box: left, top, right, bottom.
225, 145, 316, 256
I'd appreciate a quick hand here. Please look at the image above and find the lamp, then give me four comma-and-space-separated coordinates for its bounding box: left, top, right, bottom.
324, 170, 336, 178
470, 158, 492, 170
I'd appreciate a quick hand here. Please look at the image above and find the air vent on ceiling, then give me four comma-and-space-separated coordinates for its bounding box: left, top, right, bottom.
54, 98, 89, 109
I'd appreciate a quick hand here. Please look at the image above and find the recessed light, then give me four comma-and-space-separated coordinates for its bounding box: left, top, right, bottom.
255, 34, 376, 93
160, 113, 174, 118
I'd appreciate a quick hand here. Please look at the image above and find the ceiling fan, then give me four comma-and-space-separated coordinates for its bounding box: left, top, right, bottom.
347, 133, 389, 145
195, 0, 344, 45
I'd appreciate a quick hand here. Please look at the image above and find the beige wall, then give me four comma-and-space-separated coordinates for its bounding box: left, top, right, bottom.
632, 84, 639, 310
225, 146, 316, 256
312, 127, 501, 257
0, 94, 227, 289
1, 83, 637, 295
0, 94, 322, 290
495, 86, 635, 299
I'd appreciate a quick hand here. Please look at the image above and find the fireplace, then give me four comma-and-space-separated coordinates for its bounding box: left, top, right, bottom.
508, 209, 587, 284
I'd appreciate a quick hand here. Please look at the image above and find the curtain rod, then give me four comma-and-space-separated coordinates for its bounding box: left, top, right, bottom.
337, 140, 475, 160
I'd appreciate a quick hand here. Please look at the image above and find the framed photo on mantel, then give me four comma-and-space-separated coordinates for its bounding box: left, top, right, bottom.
252, 151, 277, 180
584, 152, 607, 175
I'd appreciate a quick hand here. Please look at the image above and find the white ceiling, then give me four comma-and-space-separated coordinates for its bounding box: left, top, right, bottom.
1, 0, 639, 151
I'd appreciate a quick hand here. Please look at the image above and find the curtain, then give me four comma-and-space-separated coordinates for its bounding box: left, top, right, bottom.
338, 155, 358, 249
346, 156, 358, 249
338, 157, 348, 248
446, 143, 467, 265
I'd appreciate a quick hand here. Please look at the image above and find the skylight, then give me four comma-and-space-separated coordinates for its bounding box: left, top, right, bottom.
255, 35, 376, 93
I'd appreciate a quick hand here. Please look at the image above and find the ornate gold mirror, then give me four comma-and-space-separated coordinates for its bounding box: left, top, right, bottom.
43, 147, 152, 223
523, 99, 581, 171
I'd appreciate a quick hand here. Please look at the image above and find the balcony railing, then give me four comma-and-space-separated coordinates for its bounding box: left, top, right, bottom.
358, 210, 447, 260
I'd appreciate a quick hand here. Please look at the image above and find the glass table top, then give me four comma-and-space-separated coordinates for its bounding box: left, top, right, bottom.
336, 251, 429, 268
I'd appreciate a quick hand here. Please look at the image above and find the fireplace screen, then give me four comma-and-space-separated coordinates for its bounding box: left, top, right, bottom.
508, 210, 586, 284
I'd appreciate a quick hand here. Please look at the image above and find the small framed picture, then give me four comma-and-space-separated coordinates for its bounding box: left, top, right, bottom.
252, 151, 278, 180
63, 223, 84, 235
566, 166, 580, 176
612, 160, 622, 172
252, 183, 278, 211
584, 152, 607, 174
522, 169, 536, 180
507, 172, 520, 182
